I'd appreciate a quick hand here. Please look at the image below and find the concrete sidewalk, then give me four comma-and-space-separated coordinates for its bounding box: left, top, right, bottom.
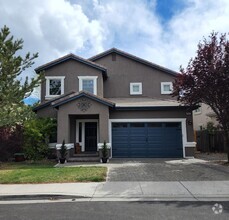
1, 181, 229, 202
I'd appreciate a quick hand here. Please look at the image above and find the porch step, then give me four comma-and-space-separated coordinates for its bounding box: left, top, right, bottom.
72, 152, 99, 157
68, 157, 100, 162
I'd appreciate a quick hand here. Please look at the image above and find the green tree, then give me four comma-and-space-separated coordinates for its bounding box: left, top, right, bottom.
173, 32, 229, 161
0, 25, 42, 126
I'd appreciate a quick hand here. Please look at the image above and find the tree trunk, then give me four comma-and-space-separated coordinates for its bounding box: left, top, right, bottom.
223, 130, 229, 162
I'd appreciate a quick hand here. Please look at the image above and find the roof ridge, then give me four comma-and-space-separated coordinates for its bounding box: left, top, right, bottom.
35, 53, 107, 73
89, 48, 178, 76
52, 91, 115, 108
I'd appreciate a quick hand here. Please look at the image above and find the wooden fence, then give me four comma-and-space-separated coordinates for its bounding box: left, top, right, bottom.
195, 130, 226, 152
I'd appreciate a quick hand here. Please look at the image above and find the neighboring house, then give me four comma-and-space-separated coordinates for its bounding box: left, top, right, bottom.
33, 48, 196, 158
193, 103, 218, 130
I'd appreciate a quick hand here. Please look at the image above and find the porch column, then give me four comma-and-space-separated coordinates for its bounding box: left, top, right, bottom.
57, 111, 70, 143
99, 108, 109, 143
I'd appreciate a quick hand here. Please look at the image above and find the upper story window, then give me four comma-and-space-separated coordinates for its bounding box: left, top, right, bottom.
78, 76, 98, 95
161, 82, 173, 94
193, 104, 202, 115
130, 82, 142, 95
45, 76, 65, 99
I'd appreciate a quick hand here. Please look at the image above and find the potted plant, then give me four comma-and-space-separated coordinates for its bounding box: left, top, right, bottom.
101, 141, 108, 163
59, 140, 67, 164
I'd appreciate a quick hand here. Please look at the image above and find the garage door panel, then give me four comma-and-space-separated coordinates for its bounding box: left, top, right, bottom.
148, 137, 163, 143
147, 129, 164, 134
113, 130, 128, 135
129, 137, 146, 143
112, 122, 183, 158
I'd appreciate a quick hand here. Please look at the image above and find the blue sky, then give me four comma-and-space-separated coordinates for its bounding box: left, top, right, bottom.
0, 0, 228, 76
155, 0, 187, 21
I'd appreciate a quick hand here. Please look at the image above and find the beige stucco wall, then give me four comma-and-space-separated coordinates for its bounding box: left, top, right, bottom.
94, 53, 176, 99
36, 105, 57, 118
40, 60, 104, 103
57, 97, 109, 144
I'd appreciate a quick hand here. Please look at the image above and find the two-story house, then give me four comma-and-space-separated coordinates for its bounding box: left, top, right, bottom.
34, 48, 196, 158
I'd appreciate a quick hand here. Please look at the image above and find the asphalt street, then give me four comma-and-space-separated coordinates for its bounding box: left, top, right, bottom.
0, 201, 228, 220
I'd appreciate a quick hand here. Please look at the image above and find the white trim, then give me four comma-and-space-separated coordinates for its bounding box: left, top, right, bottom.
45, 76, 65, 99
130, 82, 142, 95
56, 143, 74, 150
76, 119, 99, 152
109, 118, 188, 158
78, 76, 98, 95
161, 82, 173, 94
98, 143, 111, 149
48, 143, 57, 148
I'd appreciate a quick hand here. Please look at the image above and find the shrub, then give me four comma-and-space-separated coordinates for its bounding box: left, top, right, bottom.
23, 118, 57, 160
0, 125, 23, 161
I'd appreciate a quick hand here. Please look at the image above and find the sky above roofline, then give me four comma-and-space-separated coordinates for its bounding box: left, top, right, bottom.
0, 0, 228, 78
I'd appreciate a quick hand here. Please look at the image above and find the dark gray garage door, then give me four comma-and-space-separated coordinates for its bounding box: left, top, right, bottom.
112, 122, 183, 158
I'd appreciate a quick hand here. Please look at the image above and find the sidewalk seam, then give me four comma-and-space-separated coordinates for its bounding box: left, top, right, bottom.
138, 182, 144, 195
179, 181, 198, 201
90, 183, 101, 201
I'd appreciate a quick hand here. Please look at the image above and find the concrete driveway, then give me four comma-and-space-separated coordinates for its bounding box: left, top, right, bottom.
106, 158, 229, 181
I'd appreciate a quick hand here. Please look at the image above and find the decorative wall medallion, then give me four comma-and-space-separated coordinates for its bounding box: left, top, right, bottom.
77, 98, 91, 112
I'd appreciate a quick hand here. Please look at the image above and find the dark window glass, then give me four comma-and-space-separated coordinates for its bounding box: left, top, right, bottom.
49, 79, 61, 95
113, 123, 128, 128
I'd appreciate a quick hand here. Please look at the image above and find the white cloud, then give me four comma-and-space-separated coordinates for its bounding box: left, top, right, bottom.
0, 0, 106, 71
162, 0, 229, 69
0, 0, 229, 77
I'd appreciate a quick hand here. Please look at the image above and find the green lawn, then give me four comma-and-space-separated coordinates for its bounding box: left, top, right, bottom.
0, 161, 107, 184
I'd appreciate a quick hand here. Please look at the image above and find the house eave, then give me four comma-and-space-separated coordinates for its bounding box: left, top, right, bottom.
114, 106, 193, 111
52, 93, 115, 108
32, 91, 76, 111
35, 55, 107, 78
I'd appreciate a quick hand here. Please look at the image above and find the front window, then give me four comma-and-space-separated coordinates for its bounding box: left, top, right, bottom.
45, 76, 65, 99
130, 82, 142, 95
82, 79, 94, 93
78, 76, 98, 95
161, 82, 173, 94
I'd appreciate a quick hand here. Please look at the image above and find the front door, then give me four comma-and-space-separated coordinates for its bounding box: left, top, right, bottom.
85, 122, 97, 152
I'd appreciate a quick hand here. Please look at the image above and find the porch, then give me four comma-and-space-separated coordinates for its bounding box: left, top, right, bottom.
56, 112, 110, 161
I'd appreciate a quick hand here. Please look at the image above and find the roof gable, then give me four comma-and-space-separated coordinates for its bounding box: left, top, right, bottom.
89, 48, 178, 76
33, 91, 76, 111
35, 53, 107, 78
52, 91, 115, 108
